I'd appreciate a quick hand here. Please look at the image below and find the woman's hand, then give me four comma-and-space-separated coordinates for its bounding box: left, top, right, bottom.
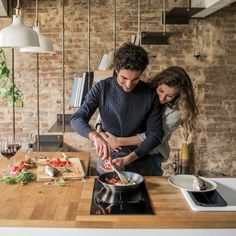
96, 124, 121, 152
99, 131, 121, 151
96, 124, 103, 133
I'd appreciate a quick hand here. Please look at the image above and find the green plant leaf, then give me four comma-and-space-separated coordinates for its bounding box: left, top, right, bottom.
0, 49, 23, 108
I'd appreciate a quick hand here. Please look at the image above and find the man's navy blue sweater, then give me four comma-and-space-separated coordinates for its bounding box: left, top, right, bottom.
71, 77, 163, 158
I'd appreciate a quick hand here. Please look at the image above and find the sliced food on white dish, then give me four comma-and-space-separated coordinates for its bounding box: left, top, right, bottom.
168, 174, 217, 192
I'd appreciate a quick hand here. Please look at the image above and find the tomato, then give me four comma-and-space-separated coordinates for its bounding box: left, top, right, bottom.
11, 165, 21, 174
19, 161, 28, 169
11, 166, 21, 172
45, 158, 71, 168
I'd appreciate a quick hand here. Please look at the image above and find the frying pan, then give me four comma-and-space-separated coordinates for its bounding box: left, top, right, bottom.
98, 171, 144, 192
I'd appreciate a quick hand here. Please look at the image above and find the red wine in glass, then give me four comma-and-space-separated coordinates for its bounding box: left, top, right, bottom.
1, 139, 17, 177
1, 150, 16, 160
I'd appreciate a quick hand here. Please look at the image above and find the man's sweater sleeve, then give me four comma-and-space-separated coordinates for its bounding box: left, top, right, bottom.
134, 96, 163, 158
70, 83, 100, 138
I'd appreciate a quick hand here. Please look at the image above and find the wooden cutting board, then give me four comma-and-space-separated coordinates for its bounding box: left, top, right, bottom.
36, 157, 85, 181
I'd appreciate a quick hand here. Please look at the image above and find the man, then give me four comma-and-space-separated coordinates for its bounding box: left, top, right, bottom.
71, 43, 163, 175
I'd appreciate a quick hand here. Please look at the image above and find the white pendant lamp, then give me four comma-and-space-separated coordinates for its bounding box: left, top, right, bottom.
20, 0, 54, 53
0, 0, 40, 48
20, 24, 54, 53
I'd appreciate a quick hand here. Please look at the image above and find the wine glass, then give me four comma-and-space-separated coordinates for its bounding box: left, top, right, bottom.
9, 136, 22, 170
0, 139, 16, 176
7, 135, 21, 152
1, 139, 16, 160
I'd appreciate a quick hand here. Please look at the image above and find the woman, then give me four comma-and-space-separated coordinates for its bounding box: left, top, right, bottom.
97, 66, 198, 175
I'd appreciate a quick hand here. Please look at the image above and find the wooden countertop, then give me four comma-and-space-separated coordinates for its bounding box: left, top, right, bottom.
76, 177, 236, 229
0, 152, 236, 229
0, 151, 89, 228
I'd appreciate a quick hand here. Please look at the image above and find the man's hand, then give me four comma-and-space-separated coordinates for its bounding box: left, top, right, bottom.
99, 159, 113, 173
100, 151, 138, 172
88, 131, 111, 160
112, 152, 137, 169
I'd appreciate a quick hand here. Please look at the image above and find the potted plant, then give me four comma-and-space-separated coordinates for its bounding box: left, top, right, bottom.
0, 49, 23, 107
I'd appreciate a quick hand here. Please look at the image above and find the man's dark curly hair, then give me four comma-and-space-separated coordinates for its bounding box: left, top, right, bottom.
114, 43, 149, 73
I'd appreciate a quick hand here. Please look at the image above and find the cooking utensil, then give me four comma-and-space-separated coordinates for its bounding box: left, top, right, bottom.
110, 164, 129, 184
98, 171, 144, 192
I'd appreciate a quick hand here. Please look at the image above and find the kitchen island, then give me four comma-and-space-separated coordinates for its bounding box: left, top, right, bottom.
0, 151, 90, 228
0, 153, 236, 236
77, 177, 236, 228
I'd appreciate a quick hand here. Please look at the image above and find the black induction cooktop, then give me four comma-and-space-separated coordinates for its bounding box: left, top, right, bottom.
90, 178, 155, 215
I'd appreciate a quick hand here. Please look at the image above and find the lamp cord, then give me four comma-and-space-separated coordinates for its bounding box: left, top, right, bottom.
36, 0, 38, 22
62, 0, 65, 132
12, 49, 15, 139
88, 0, 90, 72
163, 0, 166, 35
15, 0, 21, 15
113, 0, 116, 55
137, 0, 140, 45
36, 53, 40, 151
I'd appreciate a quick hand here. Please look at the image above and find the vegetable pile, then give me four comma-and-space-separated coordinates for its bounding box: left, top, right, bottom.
0, 158, 37, 185
46, 158, 71, 168
44, 158, 72, 177
1, 170, 36, 185
105, 177, 136, 186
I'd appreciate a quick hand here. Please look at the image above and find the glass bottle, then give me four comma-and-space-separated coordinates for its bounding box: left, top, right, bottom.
180, 142, 189, 174
25, 143, 35, 162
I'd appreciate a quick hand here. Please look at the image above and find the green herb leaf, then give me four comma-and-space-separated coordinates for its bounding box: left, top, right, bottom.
0, 49, 23, 107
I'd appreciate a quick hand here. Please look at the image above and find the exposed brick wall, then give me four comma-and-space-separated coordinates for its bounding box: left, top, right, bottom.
0, 0, 235, 176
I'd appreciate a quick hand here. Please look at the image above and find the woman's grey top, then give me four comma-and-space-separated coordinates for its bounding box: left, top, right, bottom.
138, 106, 181, 160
